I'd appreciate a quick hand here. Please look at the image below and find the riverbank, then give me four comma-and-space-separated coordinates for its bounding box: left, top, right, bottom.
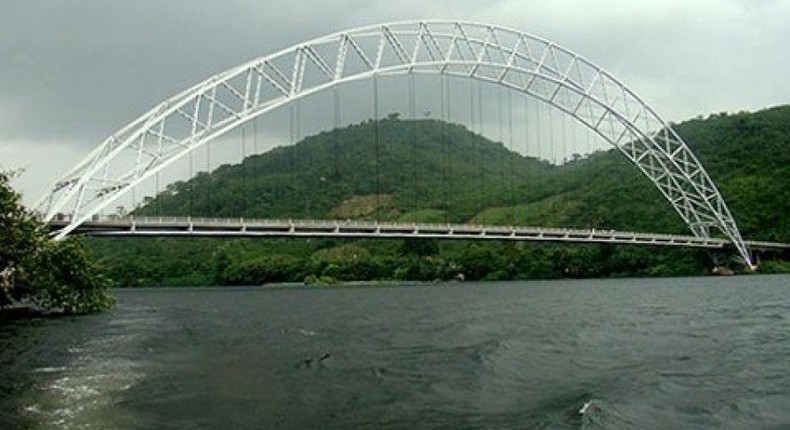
106, 265, 787, 289
0, 304, 62, 323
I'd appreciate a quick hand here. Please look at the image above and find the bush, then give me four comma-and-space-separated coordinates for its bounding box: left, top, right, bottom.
756, 260, 790, 274
1, 171, 114, 315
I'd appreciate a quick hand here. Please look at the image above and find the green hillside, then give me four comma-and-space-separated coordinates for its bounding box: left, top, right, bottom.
89, 106, 790, 286
137, 116, 557, 223
136, 114, 686, 232
672, 109, 790, 241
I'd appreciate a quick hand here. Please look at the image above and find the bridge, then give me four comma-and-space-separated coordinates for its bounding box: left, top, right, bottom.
49, 216, 790, 252
34, 20, 773, 268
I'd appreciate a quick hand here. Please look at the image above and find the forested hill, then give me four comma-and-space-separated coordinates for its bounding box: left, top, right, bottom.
136, 106, 790, 242
94, 105, 790, 286
671, 107, 790, 241
136, 116, 556, 223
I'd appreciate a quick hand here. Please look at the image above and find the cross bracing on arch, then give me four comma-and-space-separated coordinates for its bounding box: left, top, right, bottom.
35, 20, 753, 268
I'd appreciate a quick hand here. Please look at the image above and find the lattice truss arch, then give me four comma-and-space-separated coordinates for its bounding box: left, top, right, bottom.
37, 20, 753, 267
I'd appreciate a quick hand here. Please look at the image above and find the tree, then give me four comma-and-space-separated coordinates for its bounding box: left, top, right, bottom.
0, 171, 114, 315
1, 171, 44, 302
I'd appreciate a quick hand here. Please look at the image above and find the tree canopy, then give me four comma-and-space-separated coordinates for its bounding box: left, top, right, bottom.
92, 105, 790, 285
1, 171, 114, 315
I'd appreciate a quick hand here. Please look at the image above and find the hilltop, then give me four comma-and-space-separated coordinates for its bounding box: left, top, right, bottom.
91, 105, 790, 285
137, 115, 554, 223
137, 114, 687, 233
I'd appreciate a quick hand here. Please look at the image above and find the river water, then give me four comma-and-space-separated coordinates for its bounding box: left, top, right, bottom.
1, 275, 788, 429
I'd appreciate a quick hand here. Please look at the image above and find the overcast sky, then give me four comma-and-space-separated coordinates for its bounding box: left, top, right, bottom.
1, 0, 788, 204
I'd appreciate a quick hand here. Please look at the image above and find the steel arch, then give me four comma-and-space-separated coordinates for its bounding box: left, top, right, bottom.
36, 20, 753, 267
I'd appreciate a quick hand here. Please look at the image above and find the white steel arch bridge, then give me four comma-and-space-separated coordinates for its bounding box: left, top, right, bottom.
35, 20, 755, 268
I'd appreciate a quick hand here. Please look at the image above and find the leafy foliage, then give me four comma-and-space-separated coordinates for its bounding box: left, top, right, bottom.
28, 238, 115, 314
91, 105, 790, 285
0, 172, 114, 314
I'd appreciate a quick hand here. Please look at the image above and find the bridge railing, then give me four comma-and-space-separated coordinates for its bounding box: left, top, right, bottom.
49, 214, 684, 240
45, 214, 790, 251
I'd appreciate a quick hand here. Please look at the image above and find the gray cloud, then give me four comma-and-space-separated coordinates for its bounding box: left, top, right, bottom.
1, 0, 788, 202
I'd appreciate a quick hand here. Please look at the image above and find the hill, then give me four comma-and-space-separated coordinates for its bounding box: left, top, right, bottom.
136, 115, 555, 223
89, 105, 790, 285
672, 108, 790, 241
136, 114, 686, 232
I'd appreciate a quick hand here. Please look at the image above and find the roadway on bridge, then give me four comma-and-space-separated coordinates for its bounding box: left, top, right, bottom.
48, 216, 790, 251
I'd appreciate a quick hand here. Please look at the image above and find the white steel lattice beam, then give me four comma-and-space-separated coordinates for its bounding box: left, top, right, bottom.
35, 20, 754, 268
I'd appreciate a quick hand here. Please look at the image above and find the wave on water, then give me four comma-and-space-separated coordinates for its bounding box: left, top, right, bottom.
576, 398, 649, 430
5, 277, 790, 429
20, 311, 159, 430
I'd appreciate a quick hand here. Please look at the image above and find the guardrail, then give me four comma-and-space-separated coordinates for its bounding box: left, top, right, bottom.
46, 215, 790, 250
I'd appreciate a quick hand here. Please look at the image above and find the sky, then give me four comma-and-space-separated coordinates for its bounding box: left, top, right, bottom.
1, 0, 789, 205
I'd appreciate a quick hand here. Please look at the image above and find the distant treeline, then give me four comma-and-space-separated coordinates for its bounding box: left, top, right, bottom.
89, 106, 790, 286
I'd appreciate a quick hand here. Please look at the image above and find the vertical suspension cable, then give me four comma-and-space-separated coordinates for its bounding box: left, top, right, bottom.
585, 113, 596, 165
130, 183, 136, 217
205, 137, 211, 214
444, 75, 451, 222
189, 148, 194, 218
497, 85, 505, 226
439, 75, 448, 223
549, 105, 556, 220
288, 103, 295, 214
469, 79, 475, 132
524, 92, 530, 218
478, 81, 485, 224
252, 117, 257, 217
562, 101, 568, 165
498, 86, 503, 145
373, 74, 381, 222
586, 119, 592, 157
549, 106, 555, 165
523, 93, 531, 225
439, 75, 445, 218
241, 125, 247, 218
523, 93, 529, 158
508, 88, 515, 225
155, 171, 161, 217
409, 73, 417, 210
253, 116, 258, 155
295, 98, 305, 218
533, 100, 545, 165
469, 79, 478, 222
295, 99, 301, 145
289, 104, 295, 166
333, 85, 341, 181
532, 100, 548, 201
562, 104, 569, 207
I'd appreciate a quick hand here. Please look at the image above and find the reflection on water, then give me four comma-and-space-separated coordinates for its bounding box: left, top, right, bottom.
1, 275, 789, 429
2, 308, 162, 429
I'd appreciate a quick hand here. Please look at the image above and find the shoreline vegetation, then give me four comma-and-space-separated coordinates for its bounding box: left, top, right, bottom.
89, 236, 778, 289
104, 271, 790, 294
92, 106, 789, 287
0, 171, 115, 319
3, 106, 789, 303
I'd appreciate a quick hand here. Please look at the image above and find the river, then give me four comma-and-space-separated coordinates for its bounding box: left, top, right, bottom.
1, 275, 788, 429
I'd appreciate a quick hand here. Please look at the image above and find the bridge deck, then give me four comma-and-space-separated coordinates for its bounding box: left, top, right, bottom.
47, 216, 790, 250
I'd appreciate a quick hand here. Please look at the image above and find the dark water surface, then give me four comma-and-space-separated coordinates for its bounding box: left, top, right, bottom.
1, 275, 789, 429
